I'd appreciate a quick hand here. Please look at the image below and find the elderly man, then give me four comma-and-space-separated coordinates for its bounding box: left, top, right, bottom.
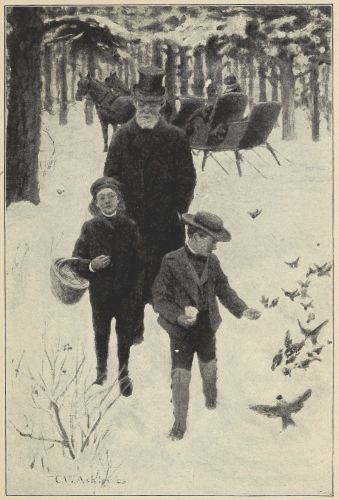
104, 66, 196, 339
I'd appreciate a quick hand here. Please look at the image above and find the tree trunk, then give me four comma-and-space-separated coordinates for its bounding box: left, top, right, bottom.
43, 43, 53, 113
129, 44, 137, 87
233, 58, 239, 79
144, 42, 152, 65
192, 46, 204, 96
85, 47, 95, 125
279, 59, 297, 140
322, 63, 331, 132
69, 47, 77, 102
58, 42, 68, 125
123, 59, 129, 87
6, 7, 44, 206
205, 37, 222, 97
248, 57, 255, 109
270, 64, 279, 101
240, 61, 247, 95
179, 46, 190, 96
137, 45, 144, 68
152, 39, 163, 68
165, 43, 177, 101
258, 62, 267, 102
310, 64, 320, 141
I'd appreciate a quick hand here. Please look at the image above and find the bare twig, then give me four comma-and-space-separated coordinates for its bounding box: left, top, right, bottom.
50, 401, 76, 459
11, 421, 64, 447
56, 356, 85, 403
15, 350, 26, 378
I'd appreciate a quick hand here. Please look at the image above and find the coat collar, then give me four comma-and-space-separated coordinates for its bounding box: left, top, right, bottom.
167, 248, 210, 305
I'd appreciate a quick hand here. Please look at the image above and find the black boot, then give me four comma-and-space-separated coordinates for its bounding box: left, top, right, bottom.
94, 366, 107, 386
169, 368, 191, 440
118, 366, 133, 397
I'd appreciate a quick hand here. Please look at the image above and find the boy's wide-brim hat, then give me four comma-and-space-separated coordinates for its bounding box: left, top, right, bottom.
133, 66, 166, 102
90, 176, 122, 198
182, 211, 231, 242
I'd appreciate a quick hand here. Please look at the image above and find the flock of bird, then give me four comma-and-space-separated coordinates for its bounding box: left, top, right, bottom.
247, 210, 332, 430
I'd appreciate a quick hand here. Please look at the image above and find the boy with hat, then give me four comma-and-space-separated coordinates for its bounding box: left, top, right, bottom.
72, 176, 143, 396
104, 66, 196, 340
152, 211, 261, 439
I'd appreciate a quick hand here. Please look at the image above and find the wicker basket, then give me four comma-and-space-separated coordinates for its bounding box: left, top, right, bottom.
50, 258, 89, 305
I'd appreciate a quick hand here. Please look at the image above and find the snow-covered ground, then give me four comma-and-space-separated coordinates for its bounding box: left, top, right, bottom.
6, 103, 333, 495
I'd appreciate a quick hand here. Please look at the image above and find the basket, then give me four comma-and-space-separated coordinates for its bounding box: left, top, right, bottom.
50, 257, 89, 305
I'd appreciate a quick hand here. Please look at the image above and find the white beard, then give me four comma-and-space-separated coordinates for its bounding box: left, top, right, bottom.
135, 114, 159, 129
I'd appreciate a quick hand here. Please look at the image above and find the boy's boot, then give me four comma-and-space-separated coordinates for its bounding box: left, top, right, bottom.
199, 358, 217, 409
169, 368, 191, 440
118, 366, 133, 397
94, 365, 107, 385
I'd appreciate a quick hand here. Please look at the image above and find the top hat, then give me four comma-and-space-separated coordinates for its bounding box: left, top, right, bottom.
133, 66, 166, 102
182, 211, 231, 242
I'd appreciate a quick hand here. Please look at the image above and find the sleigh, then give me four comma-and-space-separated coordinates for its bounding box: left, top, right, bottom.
179, 95, 282, 176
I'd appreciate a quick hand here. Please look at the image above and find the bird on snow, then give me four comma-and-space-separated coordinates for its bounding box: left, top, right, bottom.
271, 349, 283, 371
248, 209, 262, 219
260, 296, 269, 308
297, 319, 329, 345
306, 266, 317, 278
297, 279, 311, 289
300, 300, 314, 311
316, 262, 332, 277
249, 389, 312, 430
314, 262, 330, 273
285, 339, 305, 359
307, 312, 316, 324
269, 297, 279, 308
282, 367, 292, 377
312, 345, 324, 356
281, 288, 300, 301
284, 257, 300, 268
295, 358, 322, 370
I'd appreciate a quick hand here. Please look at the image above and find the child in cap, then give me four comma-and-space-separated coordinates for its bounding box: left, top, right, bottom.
73, 176, 143, 396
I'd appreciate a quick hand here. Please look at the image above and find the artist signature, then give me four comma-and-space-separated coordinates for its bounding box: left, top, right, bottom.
49, 474, 126, 486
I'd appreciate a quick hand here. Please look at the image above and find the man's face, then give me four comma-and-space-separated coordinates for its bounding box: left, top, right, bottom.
134, 98, 163, 129
96, 188, 119, 215
193, 233, 218, 256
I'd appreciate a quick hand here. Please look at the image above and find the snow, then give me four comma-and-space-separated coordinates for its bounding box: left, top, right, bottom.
6, 103, 333, 495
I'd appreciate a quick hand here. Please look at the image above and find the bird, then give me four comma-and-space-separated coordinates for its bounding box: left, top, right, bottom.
260, 296, 269, 308
297, 319, 329, 345
285, 353, 298, 365
299, 288, 311, 299
306, 312, 316, 324
56, 188, 65, 195
284, 257, 300, 268
269, 297, 279, 308
271, 349, 283, 371
249, 389, 312, 430
314, 262, 330, 273
281, 288, 300, 301
295, 358, 321, 370
312, 345, 324, 356
306, 266, 317, 278
282, 367, 292, 377
300, 300, 314, 311
317, 262, 332, 277
63, 343, 72, 351
297, 279, 310, 289
248, 209, 262, 219
284, 330, 292, 349
327, 340, 333, 345
285, 339, 305, 359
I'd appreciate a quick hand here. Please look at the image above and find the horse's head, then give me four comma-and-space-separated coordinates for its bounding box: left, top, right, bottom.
75, 72, 91, 101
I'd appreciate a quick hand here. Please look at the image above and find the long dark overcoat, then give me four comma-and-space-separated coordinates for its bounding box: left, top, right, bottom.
104, 117, 196, 301
72, 212, 143, 337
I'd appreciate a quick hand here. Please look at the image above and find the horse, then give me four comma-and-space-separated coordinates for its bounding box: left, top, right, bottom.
75, 72, 136, 152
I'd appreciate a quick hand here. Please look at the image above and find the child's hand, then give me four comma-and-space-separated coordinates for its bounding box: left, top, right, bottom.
243, 308, 261, 320
91, 255, 111, 270
177, 314, 197, 328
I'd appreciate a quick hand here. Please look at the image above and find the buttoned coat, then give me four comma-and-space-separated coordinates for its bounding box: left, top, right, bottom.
104, 117, 196, 300
72, 212, 143, 334
152, 247, 248, 338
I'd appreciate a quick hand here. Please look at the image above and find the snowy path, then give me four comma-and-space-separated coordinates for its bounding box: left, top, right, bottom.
6, 106, 333, 494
